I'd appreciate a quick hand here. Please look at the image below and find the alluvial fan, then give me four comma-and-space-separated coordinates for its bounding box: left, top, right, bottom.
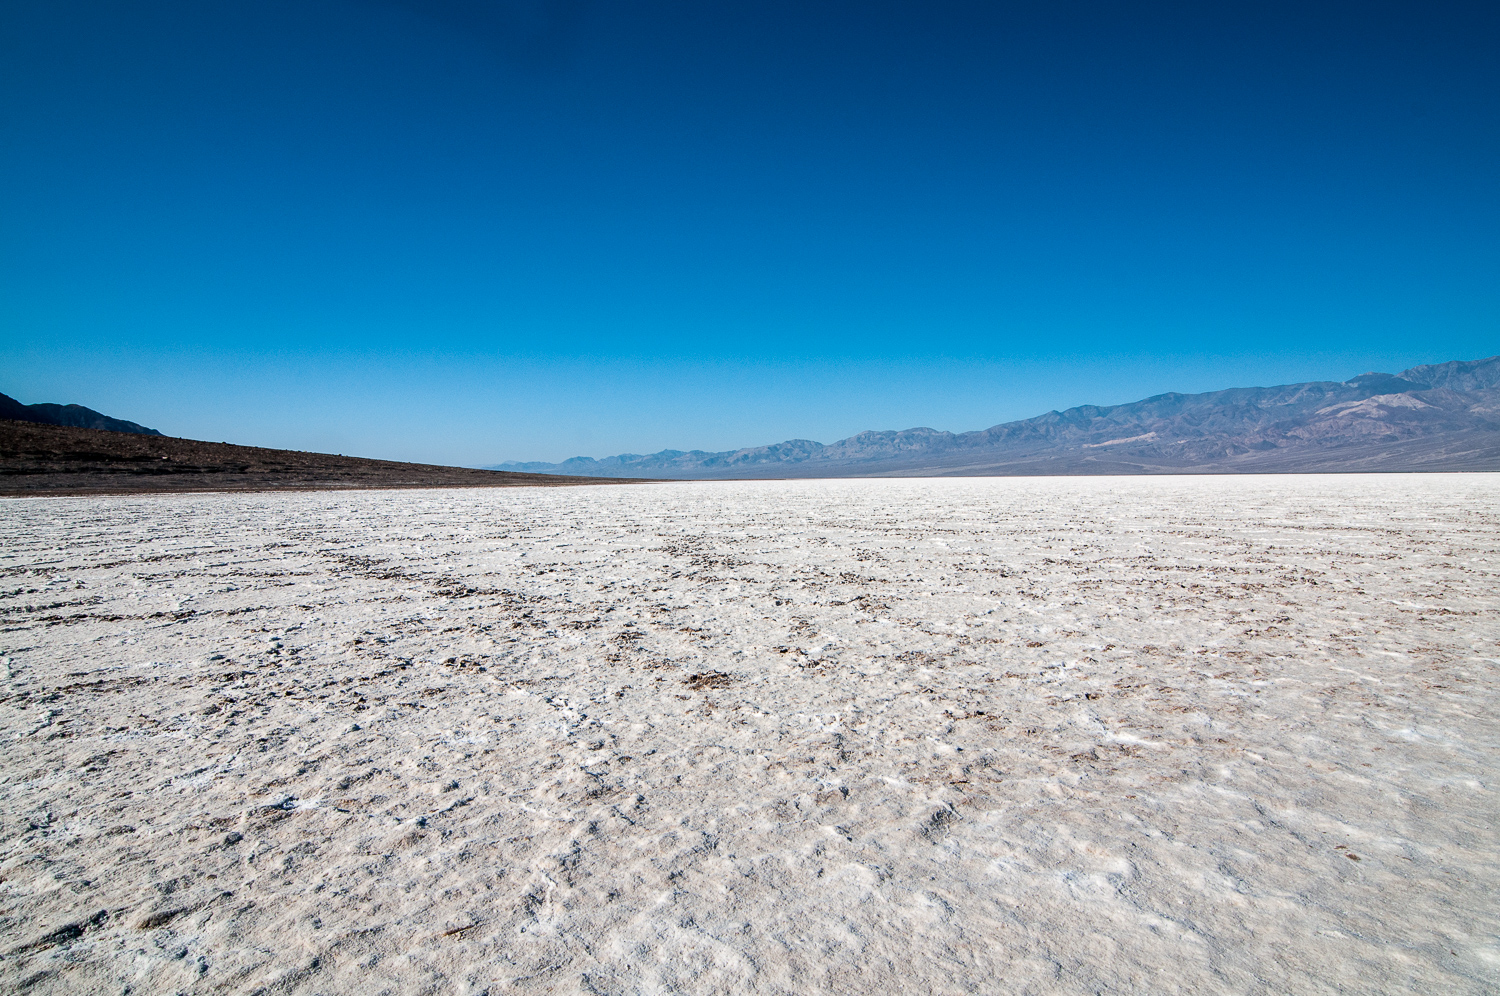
1, 476, 1497, 994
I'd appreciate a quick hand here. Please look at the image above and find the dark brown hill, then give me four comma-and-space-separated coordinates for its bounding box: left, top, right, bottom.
0, 420, 647, 496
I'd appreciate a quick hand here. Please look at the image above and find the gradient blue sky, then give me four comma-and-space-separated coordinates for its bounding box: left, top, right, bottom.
2, 0, 1497, 464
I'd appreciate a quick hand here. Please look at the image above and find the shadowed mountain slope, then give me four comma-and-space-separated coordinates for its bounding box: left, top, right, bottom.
493, 355, 1500, 478
0, 391, 163, 435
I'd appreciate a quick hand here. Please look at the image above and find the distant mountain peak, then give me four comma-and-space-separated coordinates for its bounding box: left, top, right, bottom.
0, 392, 162, 436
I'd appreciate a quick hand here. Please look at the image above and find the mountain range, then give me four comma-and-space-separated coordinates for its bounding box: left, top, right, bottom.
0, 391, 162, 436
491, 355, 1500, 477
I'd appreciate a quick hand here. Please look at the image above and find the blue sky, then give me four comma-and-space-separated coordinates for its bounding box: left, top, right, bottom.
2, 0, 1497, 464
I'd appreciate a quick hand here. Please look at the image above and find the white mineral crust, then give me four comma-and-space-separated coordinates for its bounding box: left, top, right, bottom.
1, 475, 1497, 993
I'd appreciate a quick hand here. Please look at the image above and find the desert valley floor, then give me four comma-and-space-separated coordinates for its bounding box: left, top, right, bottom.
1, 476, 1497, 994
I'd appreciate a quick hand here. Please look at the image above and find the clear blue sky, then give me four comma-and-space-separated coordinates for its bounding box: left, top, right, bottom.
2, 1, 1496, 464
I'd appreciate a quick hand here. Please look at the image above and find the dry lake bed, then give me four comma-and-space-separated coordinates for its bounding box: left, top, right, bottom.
1, 475, 1497, 995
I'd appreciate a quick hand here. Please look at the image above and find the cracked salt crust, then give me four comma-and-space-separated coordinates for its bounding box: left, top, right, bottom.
0, 475, 1497, 994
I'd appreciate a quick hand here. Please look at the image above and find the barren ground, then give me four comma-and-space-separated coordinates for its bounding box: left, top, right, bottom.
1, 476, 1497, 994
